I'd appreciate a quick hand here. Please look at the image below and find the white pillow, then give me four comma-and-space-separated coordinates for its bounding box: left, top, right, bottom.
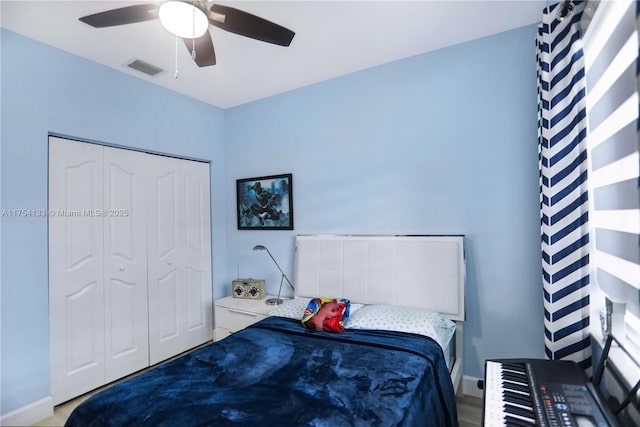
269, 297, 364, 320
269, 297, 311, 319
345, 304, 455, 350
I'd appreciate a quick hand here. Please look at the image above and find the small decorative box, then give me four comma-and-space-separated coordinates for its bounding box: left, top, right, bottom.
232, 279, 266, 299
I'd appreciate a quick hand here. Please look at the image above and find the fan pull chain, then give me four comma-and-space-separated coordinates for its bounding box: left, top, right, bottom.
191, 1, 197, 60
174, 35, 179, 79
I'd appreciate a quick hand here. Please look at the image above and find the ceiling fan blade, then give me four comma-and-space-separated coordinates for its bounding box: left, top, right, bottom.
209, 4, 295, 47
79, 4, 159, 28
183, 31, 216, 67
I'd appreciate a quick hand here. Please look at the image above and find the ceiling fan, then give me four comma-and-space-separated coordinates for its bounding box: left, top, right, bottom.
79, 1, 295, 67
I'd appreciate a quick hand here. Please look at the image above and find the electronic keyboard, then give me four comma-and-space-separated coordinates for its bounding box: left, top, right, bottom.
482, 359, 619, 427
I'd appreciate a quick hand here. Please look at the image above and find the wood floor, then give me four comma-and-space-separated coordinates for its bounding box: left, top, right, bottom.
33, 394, 483, 426
457, 395, 483, 427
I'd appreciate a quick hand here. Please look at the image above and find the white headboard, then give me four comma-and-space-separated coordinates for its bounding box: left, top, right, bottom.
294, 235, 465, 321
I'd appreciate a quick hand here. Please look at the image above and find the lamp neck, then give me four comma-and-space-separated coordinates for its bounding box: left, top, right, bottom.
264, 248, 294, 290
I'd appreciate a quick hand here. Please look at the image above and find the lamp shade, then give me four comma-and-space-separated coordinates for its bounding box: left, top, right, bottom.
159, 1, 208, 39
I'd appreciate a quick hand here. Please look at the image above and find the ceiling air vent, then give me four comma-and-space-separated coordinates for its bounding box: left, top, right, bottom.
127, 59, 163, 76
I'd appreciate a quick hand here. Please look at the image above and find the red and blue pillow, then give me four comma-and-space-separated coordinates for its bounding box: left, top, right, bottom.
301, 298, 351, 333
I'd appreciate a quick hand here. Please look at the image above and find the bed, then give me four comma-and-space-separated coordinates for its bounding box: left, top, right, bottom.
65, 235, 465, 427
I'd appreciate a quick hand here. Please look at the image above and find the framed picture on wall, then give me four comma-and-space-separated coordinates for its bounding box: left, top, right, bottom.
236, 173, 293, 230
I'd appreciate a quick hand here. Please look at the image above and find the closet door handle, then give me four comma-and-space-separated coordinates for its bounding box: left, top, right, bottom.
167, 260, 173, 266
119, 266, 125, 272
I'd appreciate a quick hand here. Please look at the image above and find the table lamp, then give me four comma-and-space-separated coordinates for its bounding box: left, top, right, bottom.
253, 245, 295, 305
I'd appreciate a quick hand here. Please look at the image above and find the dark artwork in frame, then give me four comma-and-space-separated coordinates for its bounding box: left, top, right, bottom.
236, 174, 293, 230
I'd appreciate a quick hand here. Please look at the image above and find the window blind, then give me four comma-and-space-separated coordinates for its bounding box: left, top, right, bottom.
582, 0, 640, 360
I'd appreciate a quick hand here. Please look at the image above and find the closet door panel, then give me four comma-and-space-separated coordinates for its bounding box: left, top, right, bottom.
157, 270, 180, 339
147, 155, 186, 364
65, 282, 102, 369
156, 172, 178, 258
103, 147, 150, 381
182, 160, 213, 347
49, 137, 105, 405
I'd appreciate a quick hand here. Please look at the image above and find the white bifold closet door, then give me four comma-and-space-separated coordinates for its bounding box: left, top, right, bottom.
49, 139, 108, 404
103, 146, 150, 382
49, 136, 212, 405
147, 154, 213, 365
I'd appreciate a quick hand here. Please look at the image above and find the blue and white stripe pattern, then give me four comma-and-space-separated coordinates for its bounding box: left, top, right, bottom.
537, 1, 591, 372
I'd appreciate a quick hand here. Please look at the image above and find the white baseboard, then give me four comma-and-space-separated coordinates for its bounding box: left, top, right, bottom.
462, 375, 483, 398
1, 396, 53, 427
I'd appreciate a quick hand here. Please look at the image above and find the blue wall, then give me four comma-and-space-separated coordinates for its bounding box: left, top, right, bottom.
0, 30, 226, 414
1, 22, 544, 416
224, 24, 544, 380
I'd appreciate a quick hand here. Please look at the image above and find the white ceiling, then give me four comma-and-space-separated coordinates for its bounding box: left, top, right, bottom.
1, 1, 544, 109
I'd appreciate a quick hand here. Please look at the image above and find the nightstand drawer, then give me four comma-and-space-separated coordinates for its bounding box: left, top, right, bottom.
216, 306, 268, 332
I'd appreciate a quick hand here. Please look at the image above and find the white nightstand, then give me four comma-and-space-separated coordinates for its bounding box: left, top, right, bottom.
214, 296, 277, 341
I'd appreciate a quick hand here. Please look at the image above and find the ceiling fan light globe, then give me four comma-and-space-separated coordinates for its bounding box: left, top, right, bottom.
159, 1, 208, 39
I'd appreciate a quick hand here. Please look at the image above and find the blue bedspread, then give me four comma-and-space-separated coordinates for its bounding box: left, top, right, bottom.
65, 316, 458, 427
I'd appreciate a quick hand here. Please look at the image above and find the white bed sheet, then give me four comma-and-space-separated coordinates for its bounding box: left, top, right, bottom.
443, 332, 455, 372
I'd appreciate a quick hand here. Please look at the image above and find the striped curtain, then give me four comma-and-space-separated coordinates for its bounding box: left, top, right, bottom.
537, 1, 592, 372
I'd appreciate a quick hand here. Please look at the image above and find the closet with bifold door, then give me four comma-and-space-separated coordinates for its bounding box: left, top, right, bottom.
48, 136, 213, 405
